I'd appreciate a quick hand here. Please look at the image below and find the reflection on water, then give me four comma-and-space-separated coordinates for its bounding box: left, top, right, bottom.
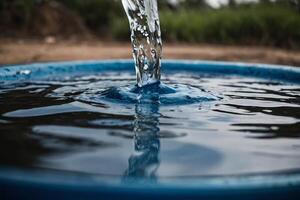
124, 92, 160, 181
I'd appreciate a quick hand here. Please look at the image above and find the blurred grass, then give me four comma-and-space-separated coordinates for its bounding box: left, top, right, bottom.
111, 4, 300, 49
59, 0, 123, 33
0, 0, 35, 30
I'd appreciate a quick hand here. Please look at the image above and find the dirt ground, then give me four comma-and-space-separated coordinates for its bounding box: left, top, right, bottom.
1, 39, 300, 67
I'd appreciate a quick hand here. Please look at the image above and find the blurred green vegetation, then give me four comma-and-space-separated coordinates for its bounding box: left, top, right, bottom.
59, 0, 123, 33
0, 0, 36, 30
165, 4, 300, 49
111, 3, 300, 49
0, 0, 300, 49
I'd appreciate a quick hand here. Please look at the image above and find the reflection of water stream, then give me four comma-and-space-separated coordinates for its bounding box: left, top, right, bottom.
124, 93, 160, 181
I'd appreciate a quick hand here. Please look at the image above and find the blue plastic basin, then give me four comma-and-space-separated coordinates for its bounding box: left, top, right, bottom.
0, 60, 300, 200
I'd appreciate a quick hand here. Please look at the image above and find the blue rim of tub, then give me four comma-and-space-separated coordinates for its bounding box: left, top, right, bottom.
1, 59, 300, 84
0, 59, 300, 199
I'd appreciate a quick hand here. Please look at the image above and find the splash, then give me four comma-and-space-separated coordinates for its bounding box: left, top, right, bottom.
122, 0, 162, 87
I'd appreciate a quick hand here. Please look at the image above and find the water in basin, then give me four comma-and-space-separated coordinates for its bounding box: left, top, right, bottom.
0, 64, 299, 180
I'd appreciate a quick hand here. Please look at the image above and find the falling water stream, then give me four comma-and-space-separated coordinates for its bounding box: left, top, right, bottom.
122, 0, 162, 87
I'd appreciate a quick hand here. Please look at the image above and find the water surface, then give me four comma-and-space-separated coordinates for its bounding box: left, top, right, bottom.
0, 71, 299, 180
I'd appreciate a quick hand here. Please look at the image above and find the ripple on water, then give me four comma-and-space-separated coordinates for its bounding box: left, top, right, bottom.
0, 72, 300, 178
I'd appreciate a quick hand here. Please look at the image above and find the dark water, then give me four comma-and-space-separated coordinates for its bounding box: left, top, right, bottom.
0, 72, 300, 180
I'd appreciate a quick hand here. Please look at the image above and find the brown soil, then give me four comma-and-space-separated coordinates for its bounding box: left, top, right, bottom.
1, 39, 300, 67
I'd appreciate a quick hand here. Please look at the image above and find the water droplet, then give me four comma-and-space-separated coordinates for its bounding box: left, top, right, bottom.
18, 70, 31, 75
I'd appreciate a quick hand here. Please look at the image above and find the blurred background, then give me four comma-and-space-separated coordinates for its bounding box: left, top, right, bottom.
0, 0, 300, 66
